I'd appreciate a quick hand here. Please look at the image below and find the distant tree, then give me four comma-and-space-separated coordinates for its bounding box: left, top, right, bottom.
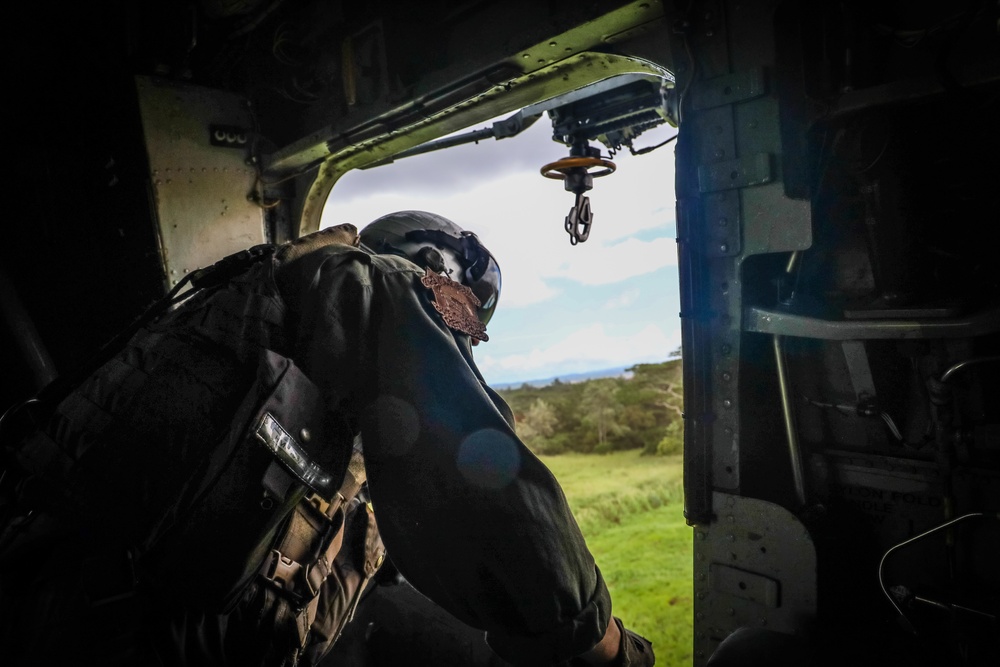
513, 398, 563, 454
580, 379, 628, 453
655, 419, 684, 455
525, 398, 558, 439
621, 405, 655, 432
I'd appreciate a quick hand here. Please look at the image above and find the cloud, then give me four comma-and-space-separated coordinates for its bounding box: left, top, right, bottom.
476, 322, 681, 383
498, 270, 562, 307
602, 287, 640, 309
547, 237, 678, 285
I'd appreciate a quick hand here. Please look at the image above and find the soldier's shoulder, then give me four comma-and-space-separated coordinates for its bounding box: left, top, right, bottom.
368, 252, 422, 276
303, 244, 421, 275
276, 240, 422, 288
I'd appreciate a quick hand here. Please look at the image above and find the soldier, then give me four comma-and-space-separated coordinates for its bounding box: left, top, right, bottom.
0, 211, 653, 666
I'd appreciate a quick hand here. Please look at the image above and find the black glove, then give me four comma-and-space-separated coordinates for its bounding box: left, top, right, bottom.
563, 616, 654, 667
614, 617, 654, 667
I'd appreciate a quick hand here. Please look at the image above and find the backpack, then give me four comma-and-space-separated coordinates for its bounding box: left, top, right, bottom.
0, 247, 385, 663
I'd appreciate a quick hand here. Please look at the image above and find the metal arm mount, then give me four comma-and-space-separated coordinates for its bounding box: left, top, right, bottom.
358, 111, 543, 170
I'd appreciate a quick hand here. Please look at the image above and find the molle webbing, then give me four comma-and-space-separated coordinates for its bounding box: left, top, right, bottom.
260, 445, 368, 609
156, 258, 288, 363
27, 244, 277, 415
12, 256, 290, 536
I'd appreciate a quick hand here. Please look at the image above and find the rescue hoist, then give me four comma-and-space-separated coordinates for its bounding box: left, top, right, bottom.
540, 139, 616, 245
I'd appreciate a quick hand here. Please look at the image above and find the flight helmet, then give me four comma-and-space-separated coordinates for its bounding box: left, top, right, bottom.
359, 210, 501, 326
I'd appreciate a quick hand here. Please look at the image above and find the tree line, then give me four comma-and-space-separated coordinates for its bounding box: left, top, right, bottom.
497, 357, 684, 456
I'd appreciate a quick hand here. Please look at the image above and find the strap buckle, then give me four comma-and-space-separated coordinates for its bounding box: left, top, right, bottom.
260, 544, 333, 607
262, 550, 302, 590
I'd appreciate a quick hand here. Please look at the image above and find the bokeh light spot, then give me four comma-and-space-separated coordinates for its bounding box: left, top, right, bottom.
456, 429, 521, 489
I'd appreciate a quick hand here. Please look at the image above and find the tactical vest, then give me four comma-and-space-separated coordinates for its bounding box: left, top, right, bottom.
6, 255, 384, 663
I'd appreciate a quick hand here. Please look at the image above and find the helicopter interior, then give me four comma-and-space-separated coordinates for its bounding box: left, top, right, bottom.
2, 1, 999, 665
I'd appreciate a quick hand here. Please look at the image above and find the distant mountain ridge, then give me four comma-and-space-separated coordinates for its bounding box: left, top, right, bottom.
490, 366, 634, 390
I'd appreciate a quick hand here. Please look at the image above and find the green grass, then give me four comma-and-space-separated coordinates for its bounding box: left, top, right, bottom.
540, 450, 693, 667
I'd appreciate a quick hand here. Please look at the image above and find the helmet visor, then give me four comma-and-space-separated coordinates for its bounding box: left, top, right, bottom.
469, 251, 501, 326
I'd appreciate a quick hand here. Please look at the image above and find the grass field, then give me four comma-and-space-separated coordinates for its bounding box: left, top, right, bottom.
539, 450, 693, 667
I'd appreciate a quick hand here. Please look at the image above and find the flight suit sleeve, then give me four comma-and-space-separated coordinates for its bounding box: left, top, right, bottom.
280, 248, 612, 666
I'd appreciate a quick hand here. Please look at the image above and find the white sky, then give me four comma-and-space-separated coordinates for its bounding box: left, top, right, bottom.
322, 104, 681, 385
